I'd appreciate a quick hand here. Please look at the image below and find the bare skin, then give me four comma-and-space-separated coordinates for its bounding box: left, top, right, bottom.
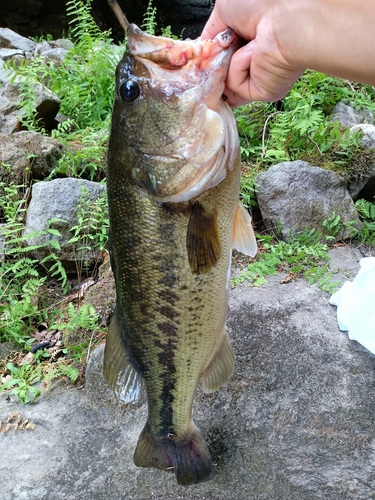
201, 0, 375, 106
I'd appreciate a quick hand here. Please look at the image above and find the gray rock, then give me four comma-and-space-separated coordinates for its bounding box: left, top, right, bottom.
348, 124, 375, 200
0, 28, 37, 53
0, 131, 65, 185
0, 77, 60, 133
2, 248, 375, 499
0, 48, 23, 60
0, 89, 17, 129
35, 41, 52, 55
0, 58, 12, 83
40, 47, 68, 62
256, 161, 362, 241
23, 178, 106, 273
328, 245, 364, 282
351, 123, 375, 149
0, 341, 20, 362
331, 101, 374, 127
50, 39, 74, 51
34, 41, 69, 61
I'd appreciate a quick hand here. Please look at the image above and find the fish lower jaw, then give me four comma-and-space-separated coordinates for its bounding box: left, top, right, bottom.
159, 158, 227, 202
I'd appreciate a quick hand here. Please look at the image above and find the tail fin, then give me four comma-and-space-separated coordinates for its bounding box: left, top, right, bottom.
134, 422, 214, 485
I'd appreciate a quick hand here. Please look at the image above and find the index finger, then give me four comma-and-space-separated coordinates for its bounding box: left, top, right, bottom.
201, 9, 229, 40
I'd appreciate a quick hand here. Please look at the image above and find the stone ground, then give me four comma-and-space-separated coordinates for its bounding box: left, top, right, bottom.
1, 246, 375, 500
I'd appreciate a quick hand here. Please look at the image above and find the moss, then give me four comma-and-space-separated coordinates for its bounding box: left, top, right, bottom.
301, 146, 375, 184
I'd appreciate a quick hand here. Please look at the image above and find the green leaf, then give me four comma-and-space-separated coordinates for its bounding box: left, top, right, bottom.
0, 378, 21, 391
6, 363, 21, 376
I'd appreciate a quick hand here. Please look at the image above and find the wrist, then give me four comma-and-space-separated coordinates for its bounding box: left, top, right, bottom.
269, 0, 316, 70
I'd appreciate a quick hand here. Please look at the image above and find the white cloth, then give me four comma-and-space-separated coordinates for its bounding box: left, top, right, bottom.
330, 257, 375, 353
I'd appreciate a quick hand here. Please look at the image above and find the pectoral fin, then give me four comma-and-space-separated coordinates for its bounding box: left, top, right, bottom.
187, 202, 221, 274
103, 311, 142, 403
201, 330, 234, 393
232, 202, 258, 257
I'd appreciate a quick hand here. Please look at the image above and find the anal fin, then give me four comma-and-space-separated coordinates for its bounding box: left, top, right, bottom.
232, 201, 258, 257
103, 311, 142, 403
201, 330, 234, 393
187, 202, 221, 274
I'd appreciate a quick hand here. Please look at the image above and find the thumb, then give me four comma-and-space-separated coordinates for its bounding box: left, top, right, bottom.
201, 10, 229, 40
224, 41, 254, 106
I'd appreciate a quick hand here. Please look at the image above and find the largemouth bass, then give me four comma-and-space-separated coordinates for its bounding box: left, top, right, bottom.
104, 24, 257, 486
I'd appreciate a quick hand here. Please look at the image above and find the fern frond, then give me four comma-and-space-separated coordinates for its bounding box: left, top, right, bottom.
141, 0, 157, 35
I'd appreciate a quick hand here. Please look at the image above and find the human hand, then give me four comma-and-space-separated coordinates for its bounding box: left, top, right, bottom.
201, 1, 305, 106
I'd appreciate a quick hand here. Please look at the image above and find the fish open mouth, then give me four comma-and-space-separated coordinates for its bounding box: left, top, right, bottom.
127, 24, 238, 72
127, 25, 239, 112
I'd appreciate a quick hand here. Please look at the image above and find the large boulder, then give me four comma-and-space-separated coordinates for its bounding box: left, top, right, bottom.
0, 27, 37, 53
256, 161, 362, 241
23, 178, 106, 274
0, 75, 61, 133
4, 248, 375, 498
0, 131, 65, 220
0, 131, 65, 184
0, 48, 23, 60
330, 101, 374, 128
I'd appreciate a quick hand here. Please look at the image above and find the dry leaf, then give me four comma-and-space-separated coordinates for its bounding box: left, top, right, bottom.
0, 411, 36, 432
280, 273, 299, 284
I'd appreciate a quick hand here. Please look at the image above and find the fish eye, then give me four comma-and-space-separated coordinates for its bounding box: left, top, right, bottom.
119, 80, 140, 102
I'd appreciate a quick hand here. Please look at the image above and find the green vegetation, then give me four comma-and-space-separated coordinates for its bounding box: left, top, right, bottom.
232, 229, 341, 293
356, 199, 375, 245
0, 359, 79, 404
235, 70, 375, 288
0, 0, 125, 404
141, 0, 181, 38
0, 362, 42, 404
141, 0, 158, 35
67, 187, 109, 281
1, 0, 375, 402
235, 73, 375, 208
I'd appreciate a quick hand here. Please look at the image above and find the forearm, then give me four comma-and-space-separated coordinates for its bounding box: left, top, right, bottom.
201, 0, 375, 104
281, 0, 375, 85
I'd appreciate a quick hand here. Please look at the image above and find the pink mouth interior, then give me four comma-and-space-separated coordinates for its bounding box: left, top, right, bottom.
127, 25, 238, 71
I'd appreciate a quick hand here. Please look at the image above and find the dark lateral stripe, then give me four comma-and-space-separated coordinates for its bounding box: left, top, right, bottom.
156, 321, 178, 435
154, 217, 180, 436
